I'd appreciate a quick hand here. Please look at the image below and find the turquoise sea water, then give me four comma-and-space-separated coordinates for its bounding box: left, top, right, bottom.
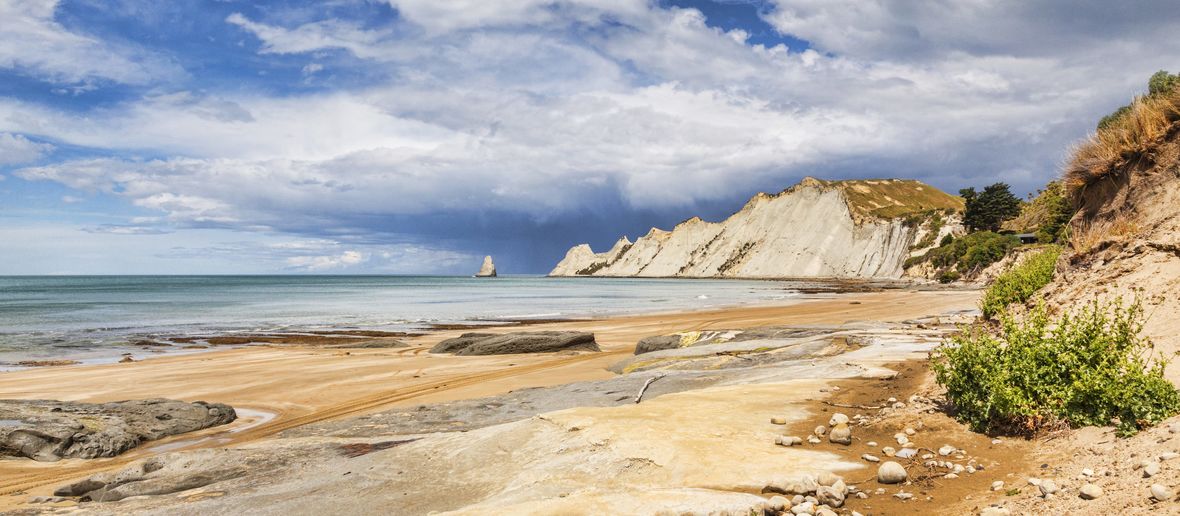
0, 275, 810, 364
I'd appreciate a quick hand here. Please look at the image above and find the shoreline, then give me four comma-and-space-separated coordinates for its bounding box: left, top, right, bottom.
0, 288, 982, 511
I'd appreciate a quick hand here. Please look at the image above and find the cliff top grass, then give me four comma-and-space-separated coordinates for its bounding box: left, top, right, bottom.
1066, 81, 1180, 199
803, 177, 965, 220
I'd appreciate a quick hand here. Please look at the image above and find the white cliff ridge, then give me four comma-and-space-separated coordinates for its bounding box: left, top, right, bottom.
549, 178, 963, 279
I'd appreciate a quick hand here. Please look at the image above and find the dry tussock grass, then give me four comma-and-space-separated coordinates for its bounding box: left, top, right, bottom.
1070, 211, 1141, 254
1065, 89, 1180, 197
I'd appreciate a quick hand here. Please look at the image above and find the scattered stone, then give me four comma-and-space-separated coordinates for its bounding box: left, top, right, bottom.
938, 445, 956, 456
790, 501, 815, 515
771, 417, 788, 425
952, 464, 965, 474
816, 508, 837, 516
866, 441, 878, 447
944, 473, 959, 479
808, 435, 822, 445
896, 448, 918, 459
862, 454, 880, 463
892, 402, 906, 409
777, 436, 804, 447
874, 488, 886, 495
816, 472, 842, 488
904, 427, 916, 436
887, 397, 897, 403
828, 413, 849, 426
894, 492, 913, 501
1079, 483, 1103, 500
1151, 483, 1173, 502
854, 492, 868, 499
1027, 478, 1041, 486
1039, 480, 1059, 497
1161, 452, 1180, 462
764, 475, 819, 496
896, 435, 909, 446
1144, 461, 1162, 478
816, 485, 845, 508
768, 496, 789, 511
877, 461, 907, 484
966, 465, 976, 474
991, 481, 1004, 491
882, 446, 896, 457
814, 425, 827, 437
1081, 468, 1094, 477
979, 507, 1011, 516
991, 438, 1002, 445
828, 424, 852, 445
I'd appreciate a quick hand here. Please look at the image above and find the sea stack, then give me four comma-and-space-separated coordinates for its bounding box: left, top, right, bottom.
475, 256, 497, 277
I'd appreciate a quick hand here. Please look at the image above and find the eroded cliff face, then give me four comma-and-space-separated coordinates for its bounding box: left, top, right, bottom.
550, 178, 963, 279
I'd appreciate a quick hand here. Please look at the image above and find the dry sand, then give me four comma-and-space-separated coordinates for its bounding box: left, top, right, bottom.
0, 289, 980, 511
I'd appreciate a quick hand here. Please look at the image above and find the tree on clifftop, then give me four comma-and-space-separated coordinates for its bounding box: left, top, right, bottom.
960, 183, 1022, 232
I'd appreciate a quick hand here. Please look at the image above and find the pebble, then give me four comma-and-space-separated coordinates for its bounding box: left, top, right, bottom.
892, 402, 906, 409
1027, 478, 1041, 486
905, 427, 916, 436
991, 480, 1004, 491
887, 397, 897, 403
816, 509, 837, 516
979, 507, 1011, 516
896, 435, 909, 445
866, 441, 878, 447
894, 492, 913, 501
792, 495, 804, 505
855, 492, 868, 499
828, 424, 852, 445
862, 454, 880, 463
953, 464, 965, 474
896, 447, 918, 459
768, 496, 790, 511
1161, 452, 1180, 461
817, 472, 842, 488
882, 446, 896, 457
828, 413, 849, 426
814, 425, 827, 436
1039, 480, 1059, 497
1081, 468, 1094, 477
771, 416, 788, 425
808, 435, 822, 445
777, 436, 804, 446
874, 488, 886, 495
1079, 483, 1103, 500
991, 438, 1002, 445
938, 445, 956, 456
966, 465, 976, 474
790, 502, 815, 515
877, 461, 908, 484
1151, 483, 1173, 502
944, 473, 959, 479
1144, 461, 1162, 478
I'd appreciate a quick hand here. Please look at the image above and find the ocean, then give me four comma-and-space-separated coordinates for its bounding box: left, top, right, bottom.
0, 275, 814, 365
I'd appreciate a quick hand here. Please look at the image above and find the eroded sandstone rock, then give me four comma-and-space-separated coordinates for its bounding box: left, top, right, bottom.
0, 399, 236, 461
430, 331, 599, 355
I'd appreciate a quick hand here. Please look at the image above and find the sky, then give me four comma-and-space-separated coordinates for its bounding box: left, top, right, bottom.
1, 0, 1177, 275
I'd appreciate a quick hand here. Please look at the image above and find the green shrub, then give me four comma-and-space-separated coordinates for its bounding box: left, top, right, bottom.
937, 269, 961, 284
928, 231, 1020, 271
981, 246, 1061, 319
940, 234, 955, 247
934, 298, 1180, 437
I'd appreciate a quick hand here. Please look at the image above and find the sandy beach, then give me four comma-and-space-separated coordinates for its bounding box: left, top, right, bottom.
0, 289, 979, 510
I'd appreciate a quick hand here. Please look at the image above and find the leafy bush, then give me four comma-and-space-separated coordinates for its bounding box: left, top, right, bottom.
928, 231, 1020, 272
935, 298, 1180, 437
937, 269, 961, 284
980, 246, 1061, 319
1149, 70, 1180, 96
940, 234, 955, 247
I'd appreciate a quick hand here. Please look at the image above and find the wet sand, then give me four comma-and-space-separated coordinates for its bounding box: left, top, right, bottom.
0, 289, 979, 508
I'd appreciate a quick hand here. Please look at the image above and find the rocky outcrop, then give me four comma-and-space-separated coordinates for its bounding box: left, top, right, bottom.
549, 178, 963, 279
475, 256, 497, 277
430, 331, 600, 355
0, 399, 236, 461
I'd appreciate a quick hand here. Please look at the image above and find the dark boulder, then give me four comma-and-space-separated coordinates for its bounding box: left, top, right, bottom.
430, 331, 600, 355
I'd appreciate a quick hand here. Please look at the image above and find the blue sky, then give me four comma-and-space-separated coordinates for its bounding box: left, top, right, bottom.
1, 0, 1177, 274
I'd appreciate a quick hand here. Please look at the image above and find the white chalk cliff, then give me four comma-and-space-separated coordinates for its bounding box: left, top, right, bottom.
549, 178, 963, 279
